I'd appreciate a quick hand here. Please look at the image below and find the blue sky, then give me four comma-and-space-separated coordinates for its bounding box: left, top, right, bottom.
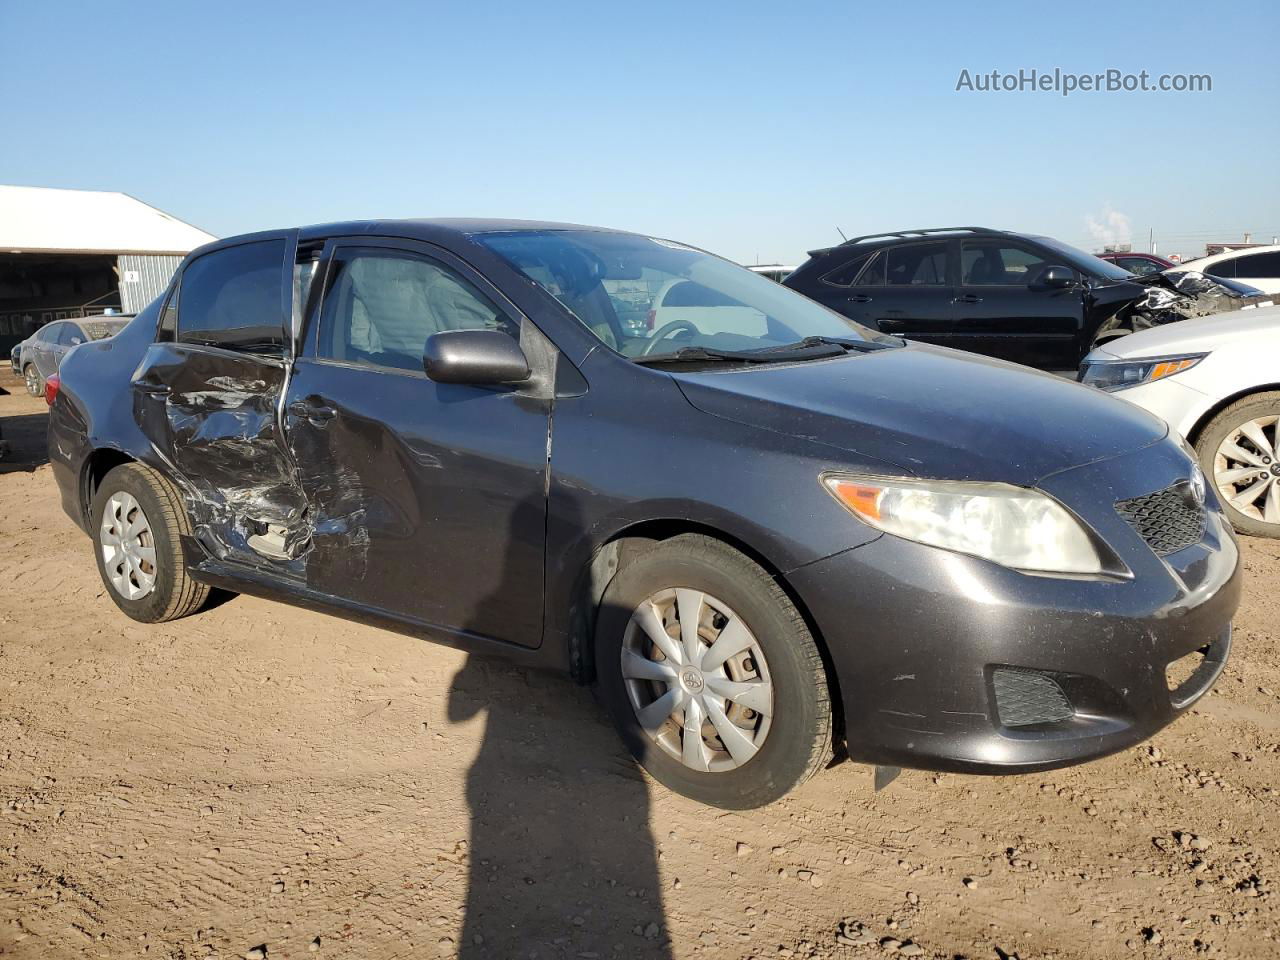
3, 1, 1276, 264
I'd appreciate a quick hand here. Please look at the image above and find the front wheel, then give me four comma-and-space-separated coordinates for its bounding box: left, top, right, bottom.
91, 463, 212, 621
1196, 392, 1280, 538
594, 535, 833, 808
23, 364, 42, 397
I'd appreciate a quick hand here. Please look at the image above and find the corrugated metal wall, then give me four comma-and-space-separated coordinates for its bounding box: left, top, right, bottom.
117, 254, 183, 313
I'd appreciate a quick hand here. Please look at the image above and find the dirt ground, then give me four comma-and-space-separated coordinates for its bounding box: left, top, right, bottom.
1, 367, 1279, 960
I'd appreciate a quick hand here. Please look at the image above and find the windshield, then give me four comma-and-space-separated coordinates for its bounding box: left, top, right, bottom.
477, 230, 884, 358
1030, 236, 1136, 282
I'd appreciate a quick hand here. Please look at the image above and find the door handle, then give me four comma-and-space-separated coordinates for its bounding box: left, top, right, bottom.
953, 294, 983, 304
288, 400, 336, 423
132, 381, 171, 397
846, 294, 873, 303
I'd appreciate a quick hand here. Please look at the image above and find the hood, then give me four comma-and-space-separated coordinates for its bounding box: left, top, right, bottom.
672, 342, 1168, 486
1091, 303, 1280, 359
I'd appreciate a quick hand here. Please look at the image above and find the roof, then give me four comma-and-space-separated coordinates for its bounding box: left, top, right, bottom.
0, 185, 216, 255
807, 226, 1013, 258
295, 217, 626, 244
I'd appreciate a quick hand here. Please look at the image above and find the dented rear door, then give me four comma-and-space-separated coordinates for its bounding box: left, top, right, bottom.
131, 232, 309, 568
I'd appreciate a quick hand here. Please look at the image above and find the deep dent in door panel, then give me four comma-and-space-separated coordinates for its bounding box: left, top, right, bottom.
135, 345, 312, 569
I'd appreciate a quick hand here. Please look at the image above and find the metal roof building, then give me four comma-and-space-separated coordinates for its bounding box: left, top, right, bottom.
0, 185, 216, 350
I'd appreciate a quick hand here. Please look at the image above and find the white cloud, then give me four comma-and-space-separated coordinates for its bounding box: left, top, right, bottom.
1084, 206, 1133, 251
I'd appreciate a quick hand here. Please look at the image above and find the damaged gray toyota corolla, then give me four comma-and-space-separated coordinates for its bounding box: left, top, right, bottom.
48, 220, 1242, 808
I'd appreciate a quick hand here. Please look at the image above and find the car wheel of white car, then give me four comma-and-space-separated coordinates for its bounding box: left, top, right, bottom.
594, 534, 833, 808
1195, 391, 1280, 538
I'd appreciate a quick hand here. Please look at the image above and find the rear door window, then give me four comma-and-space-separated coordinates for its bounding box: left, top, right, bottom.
58, 324, 84, 346
176, 240, 287, 350
886, 242, 948, 286
317, 248, 518, 373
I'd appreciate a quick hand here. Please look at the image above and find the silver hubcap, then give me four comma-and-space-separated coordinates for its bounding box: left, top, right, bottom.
621, 588, 773, 773
99, 492, 158, 600
25, 368, 38, 393
1214, 415, 1280, 526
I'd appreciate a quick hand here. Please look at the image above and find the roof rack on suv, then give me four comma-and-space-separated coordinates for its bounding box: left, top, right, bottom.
838, 226, 1005, 246
805, 227, 1010, 259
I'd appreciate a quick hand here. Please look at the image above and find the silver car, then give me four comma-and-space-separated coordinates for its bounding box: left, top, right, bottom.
17, 316, 131, 396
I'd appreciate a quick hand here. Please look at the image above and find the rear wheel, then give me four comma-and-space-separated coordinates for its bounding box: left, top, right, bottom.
594, 535, 832, 808
91, 463, 211, 621
23, 364, 42, 397
1195, 391, 1280, 538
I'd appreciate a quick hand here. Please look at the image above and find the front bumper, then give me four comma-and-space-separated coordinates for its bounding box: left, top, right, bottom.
792, 439, 1242, 774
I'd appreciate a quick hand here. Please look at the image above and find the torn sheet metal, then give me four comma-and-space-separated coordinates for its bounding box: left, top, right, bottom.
1124, 270, 1275, 331
133, 343, 312, 571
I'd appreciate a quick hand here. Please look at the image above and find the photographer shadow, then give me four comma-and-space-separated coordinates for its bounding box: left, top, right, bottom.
447, 496, 672, 959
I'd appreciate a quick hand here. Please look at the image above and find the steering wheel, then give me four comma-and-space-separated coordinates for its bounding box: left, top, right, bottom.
641, 319, 699, 356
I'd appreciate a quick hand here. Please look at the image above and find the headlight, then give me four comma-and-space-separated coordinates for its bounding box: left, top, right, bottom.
1079, 353, 1206, 392
823, 474, 1105, 575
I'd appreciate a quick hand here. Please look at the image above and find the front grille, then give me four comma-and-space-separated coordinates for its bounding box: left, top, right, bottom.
992, 668, 1074, 727
1115, 483, 1206, 557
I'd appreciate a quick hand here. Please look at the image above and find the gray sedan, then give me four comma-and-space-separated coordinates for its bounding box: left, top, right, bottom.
17, 316, 131, 395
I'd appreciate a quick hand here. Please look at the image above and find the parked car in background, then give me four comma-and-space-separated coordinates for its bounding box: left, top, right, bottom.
784, 227, 1263, 371
9, 342, 21, 376
49, 219, 1240, 808
1180, 244, 1280, 294
746, 264, 796, 283
16, 315, 132, 395
1081, 304, 1280, 538
1097, 251, 1175, 276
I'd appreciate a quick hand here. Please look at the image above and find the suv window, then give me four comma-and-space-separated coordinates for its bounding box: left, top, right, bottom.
177, 240, 286, 349
961, 240, 1049, 285
318, 248, 518, 372
1234, 251, 1280, 279
821, 252, 877, 287
886, 242, 947, 286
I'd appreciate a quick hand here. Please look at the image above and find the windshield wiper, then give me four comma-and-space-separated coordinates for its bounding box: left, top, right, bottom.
632, 344, 841, 366
631, 335, 899, 366
764, 335, 901, 354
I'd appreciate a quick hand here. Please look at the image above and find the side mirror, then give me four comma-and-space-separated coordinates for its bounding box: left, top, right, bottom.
1035, 265, 1075, 290
424, 329, 530, 385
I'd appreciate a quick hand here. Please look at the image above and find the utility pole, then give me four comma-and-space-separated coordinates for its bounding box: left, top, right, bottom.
1149, 227, 1154, 254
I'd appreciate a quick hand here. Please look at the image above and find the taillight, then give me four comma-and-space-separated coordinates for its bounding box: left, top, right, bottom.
44, 373, 60, 407
645, 309, 656, 331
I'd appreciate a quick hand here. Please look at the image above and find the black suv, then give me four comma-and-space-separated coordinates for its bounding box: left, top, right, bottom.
784, 227, 1153, 371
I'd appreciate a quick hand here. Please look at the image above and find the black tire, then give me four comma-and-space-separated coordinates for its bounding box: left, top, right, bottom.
23, 364, 42, 397
90, 463, 212, 622
1195, 392, 1280, 539
594, 534, 832, 808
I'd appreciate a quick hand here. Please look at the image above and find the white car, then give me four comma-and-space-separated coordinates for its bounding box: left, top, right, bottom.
1180, 244, 1280, 295
1080, 304, 1280, 537
745, 264, 797, 283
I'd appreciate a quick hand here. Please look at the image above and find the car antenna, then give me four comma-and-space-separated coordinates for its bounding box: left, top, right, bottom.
836, 227, 848, 241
